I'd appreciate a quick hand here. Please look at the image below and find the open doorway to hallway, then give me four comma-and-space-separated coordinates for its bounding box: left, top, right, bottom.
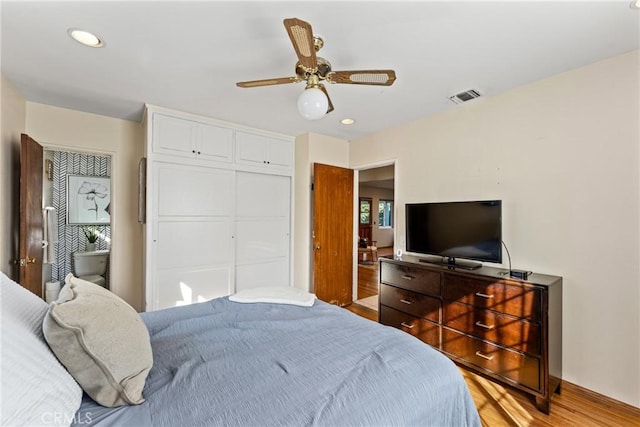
353, 164, 395, 315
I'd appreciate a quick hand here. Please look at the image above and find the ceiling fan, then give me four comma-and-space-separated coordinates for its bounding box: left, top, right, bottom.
236, 18, 397, 120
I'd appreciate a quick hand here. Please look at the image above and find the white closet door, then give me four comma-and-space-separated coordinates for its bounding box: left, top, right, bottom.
156, 163, 234, 217
236, 172, 290, 217
155, 266, 232, 310
236, 260, 290, 291
235, 219, 289, 262
150, 161, 235, 311
157, 221, 233, 268
235, 172, 290, 290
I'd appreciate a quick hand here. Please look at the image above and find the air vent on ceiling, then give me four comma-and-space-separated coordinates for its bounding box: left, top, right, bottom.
449, 89, 481, 104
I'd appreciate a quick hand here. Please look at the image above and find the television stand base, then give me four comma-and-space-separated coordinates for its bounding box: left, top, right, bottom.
418, 256, 482, 270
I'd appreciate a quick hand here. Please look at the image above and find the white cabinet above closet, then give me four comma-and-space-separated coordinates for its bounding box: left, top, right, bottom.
152, 113, 233, 164
236, 131, 293, 170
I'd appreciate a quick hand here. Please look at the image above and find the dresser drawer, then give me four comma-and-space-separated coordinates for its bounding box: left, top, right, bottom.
443, 275, 541, 321
443, 301, 540, 355
380, 262, 441, 296
380, 305, 440, 347
442, 329, 540, 391
380, 284, 440, 322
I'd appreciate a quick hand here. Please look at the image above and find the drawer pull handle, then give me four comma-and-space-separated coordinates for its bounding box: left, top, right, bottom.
400, 322, 415, 329
400, 299, 413, 305
475, 292, 494, 299
475, 351, 494, 361
475, 321, 495, 330
401, 275, 414, 281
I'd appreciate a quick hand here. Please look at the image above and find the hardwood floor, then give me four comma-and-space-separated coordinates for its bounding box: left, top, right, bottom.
356, 264, 378, 300
345, 255, 640, 427
356, 246, 392, 300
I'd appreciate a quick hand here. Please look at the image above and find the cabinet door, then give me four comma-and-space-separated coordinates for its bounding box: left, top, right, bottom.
235, 131, 269, 166
198, 123, 233, 163
153, 114, 197, 158
266, 138, 293, 169
235, 131, 292, 170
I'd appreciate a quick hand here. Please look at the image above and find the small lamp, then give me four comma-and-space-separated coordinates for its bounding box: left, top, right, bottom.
297, 87, 328, 120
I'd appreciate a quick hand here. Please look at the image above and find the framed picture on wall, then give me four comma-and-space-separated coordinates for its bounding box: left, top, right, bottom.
67, 175, 111, 224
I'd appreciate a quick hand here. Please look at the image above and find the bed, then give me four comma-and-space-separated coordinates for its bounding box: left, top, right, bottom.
1, 272, 480, 427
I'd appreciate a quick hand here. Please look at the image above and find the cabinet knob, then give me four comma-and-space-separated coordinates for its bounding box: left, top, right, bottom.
192, 150, 196, 153
197, 151, 201, 155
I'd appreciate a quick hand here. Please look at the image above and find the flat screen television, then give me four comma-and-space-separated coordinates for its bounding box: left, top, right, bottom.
405, 200, 502, 269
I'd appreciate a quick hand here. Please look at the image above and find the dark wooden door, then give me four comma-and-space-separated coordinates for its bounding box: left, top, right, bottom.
18, 134, 44, 297
312, 163, 353, 306
358, 197, 373, 243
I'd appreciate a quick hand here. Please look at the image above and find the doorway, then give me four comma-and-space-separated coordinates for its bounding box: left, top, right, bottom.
42, 148, 112, 294
353, 163, 395, 313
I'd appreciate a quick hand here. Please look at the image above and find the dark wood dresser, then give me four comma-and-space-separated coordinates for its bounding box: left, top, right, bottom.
379, 255, 562, 413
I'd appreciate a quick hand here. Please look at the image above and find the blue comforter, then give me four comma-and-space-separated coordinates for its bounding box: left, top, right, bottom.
74, 298, 480, 426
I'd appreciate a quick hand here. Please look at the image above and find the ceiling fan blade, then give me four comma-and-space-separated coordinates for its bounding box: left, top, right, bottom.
326, 70, 397, 86
283, 18, 317, 72
236, 77, 300, 88
318, 84, 334, 113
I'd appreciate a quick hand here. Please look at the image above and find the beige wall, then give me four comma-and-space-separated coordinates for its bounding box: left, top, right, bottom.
0, 76, 26, 278
293, 132, 350, 291
25, 103, 145, 310
349, 51, 640, 407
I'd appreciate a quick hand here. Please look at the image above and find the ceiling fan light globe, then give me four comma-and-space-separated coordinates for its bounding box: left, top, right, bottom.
297, 87, 328, 120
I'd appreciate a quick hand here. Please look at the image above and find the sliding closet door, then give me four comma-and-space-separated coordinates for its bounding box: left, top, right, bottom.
150, 161, 235, 310
235, 172, 291, 291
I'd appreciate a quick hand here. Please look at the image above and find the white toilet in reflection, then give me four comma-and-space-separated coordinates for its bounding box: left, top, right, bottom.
73, 249, 110, 287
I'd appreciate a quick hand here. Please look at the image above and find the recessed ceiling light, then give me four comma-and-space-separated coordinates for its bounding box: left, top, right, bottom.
68, 28, 104, 48
341, 118, 355, 125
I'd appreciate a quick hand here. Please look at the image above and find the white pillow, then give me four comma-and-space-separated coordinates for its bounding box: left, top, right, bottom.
229, 286, 317, 307
43, 274, 153, 408
0, 271, 82, 427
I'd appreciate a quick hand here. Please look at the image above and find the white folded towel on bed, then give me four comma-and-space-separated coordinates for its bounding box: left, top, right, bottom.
229, 287, 316, 307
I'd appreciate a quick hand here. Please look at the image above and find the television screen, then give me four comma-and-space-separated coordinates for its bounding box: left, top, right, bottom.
405, 200, 502, 265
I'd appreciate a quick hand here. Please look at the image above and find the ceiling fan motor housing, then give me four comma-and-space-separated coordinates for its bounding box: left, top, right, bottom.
296, 57, 332, 80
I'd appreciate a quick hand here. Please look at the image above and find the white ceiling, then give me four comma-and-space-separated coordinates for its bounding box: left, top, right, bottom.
2, 1, 639, 141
